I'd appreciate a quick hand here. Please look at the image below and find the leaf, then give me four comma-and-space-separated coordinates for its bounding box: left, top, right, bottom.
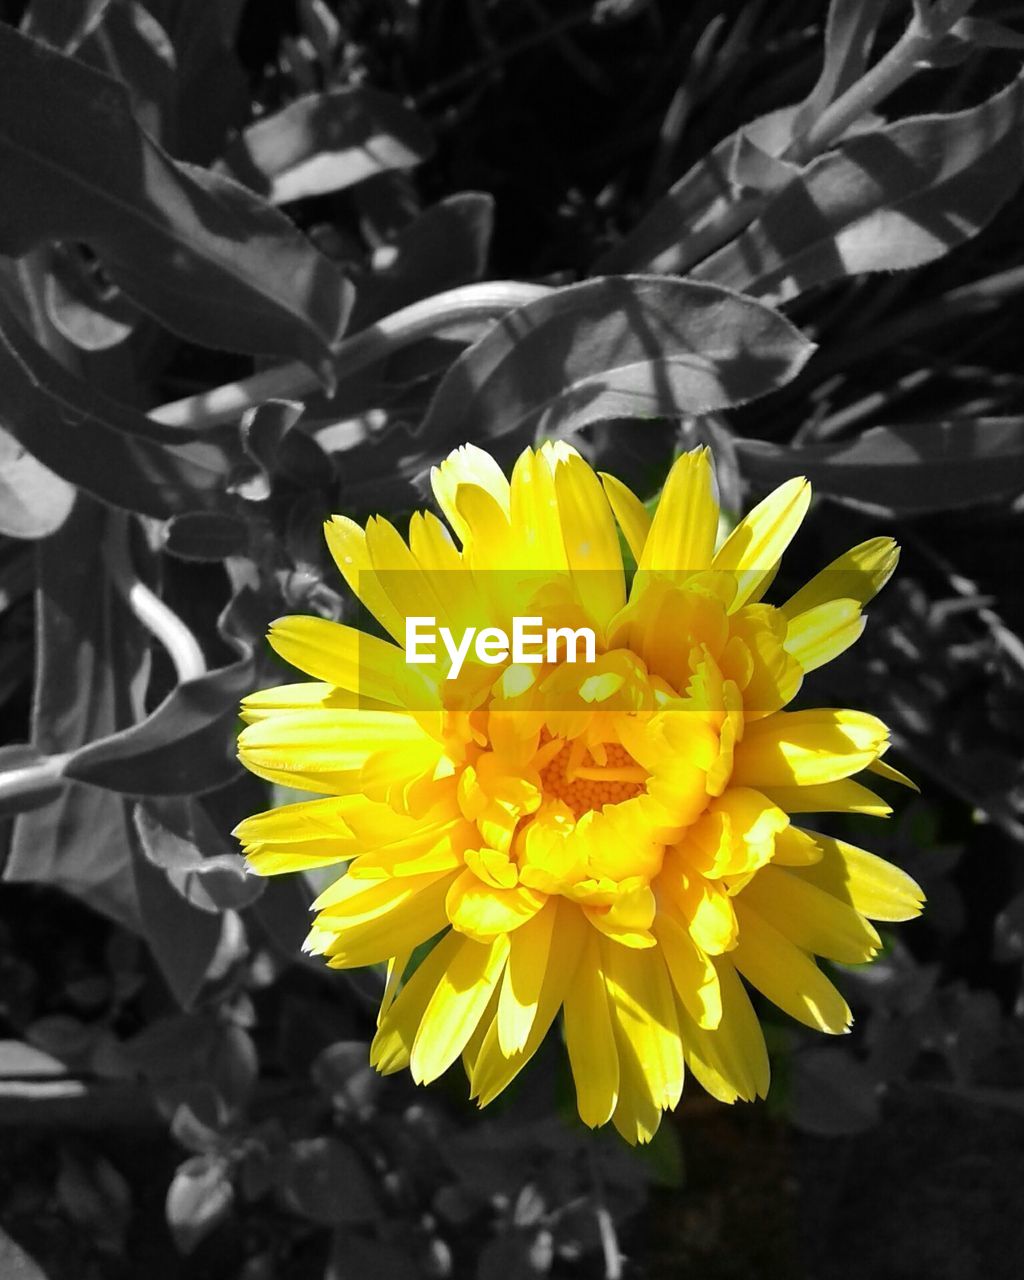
163, 511, 250, 562
166, 1154, 234, 1255
134, 797, 264, 912
0, 304, 235, 518
282, 1138, 380, 1225
350, 192, 495, 326
594, 107, 799, 276
0, 1039, 68, 1078
20, 0, 113, 52
63, 631, 255, 796
132, 841, 225, 1009
0, 1226, 50, 1280
226, 86, 434, 204
0, 423, 75, 538
43, 245, 141, 352
695, 71, 1024, 302
0, 24, 352, 374
419, 276, 815, 447
5, 500, 148, 928
76, 0, 178, 146
734, 418, 1024, 515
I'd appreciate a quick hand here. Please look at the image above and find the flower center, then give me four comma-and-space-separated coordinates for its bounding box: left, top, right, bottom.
537, 733, 647, 818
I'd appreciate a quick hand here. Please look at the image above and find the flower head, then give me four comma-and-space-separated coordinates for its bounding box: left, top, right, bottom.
235, 443, 923, 1142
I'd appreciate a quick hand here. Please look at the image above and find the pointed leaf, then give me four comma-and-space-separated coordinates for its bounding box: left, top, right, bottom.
735, 418, 1024, 514
0, 24, 352, 372
0, 304, 236, 518
226, 86, 434, 204
695, 72, 1024, 302
4, 500, 147, 927
420, 276, 815, 448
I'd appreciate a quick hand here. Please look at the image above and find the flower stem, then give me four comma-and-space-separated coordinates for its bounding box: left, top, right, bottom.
150, 281, 552, 431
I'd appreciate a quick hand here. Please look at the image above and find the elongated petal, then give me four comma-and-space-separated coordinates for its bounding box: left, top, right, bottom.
497, 898, 559, 1055
784, 598, 866, 673
237, 708, 438, 777
713, 476, 810, 611
781, 537, 899, 618
677, 958, 769, 1103
653, 913, 722, 1029
637, 448, 718, 581
411, 933, 510, 1083
471, 900, 586, 1106
324, 515, 405, 642
602, 935, 684, 1112
790, 829, 924, 922
600, 472, 652, 563
732, 899, 852, 1033
371, 932, 461, 1074
268, 614, 437, 707
736, 864, 881, 963
732, 709, 889, 788
758, 778, 892, 816
563, 929, 619, 1126
431, 443, 511, 547
552, 446, 626, 627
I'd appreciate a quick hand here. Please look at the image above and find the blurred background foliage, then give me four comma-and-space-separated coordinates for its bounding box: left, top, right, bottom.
2, 0, 1024, 1276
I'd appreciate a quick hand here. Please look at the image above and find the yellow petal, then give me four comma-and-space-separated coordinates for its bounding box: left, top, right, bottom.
599, 471, 652, 563
866, 755, 919, 791
784, 598, 866, 673
653, 913, 722, 1029
712, 476, 810, 611
371, 931, 461, 1074
562, 929, 619, 1126
237, 708, 438, 779
446, 870, 546, 942
676, 958, 769, 1103
552, 447, 626, 628
781, 537, 899, 618
601, 936, 684, 1111
790, 829, 924, 922
497, 899, 559, 1055
410, 933, 510, 1083
732, 898, 852, 1033
324, 515, 405, 643
431, 443, 511, 547
731, 709, 889, 788
318, 888, 455, 972
757, 778, 892, 816
771, 825, 824, 866
737, 864, 881, 963
470, 899, 586, 1106
660, 861, 738, 955
637, 448, 718, 582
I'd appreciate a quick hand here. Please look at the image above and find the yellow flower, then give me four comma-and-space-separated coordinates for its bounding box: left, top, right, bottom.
235, 443, 924, 1143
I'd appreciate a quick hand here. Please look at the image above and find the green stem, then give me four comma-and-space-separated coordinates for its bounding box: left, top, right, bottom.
150, 281, 552, 431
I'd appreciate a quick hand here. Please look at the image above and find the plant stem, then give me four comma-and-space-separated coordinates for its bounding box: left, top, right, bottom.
105, 516, 207, 683
150, 281, 552, 431
0, 751, 70, 807
786, 0, 977, 163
